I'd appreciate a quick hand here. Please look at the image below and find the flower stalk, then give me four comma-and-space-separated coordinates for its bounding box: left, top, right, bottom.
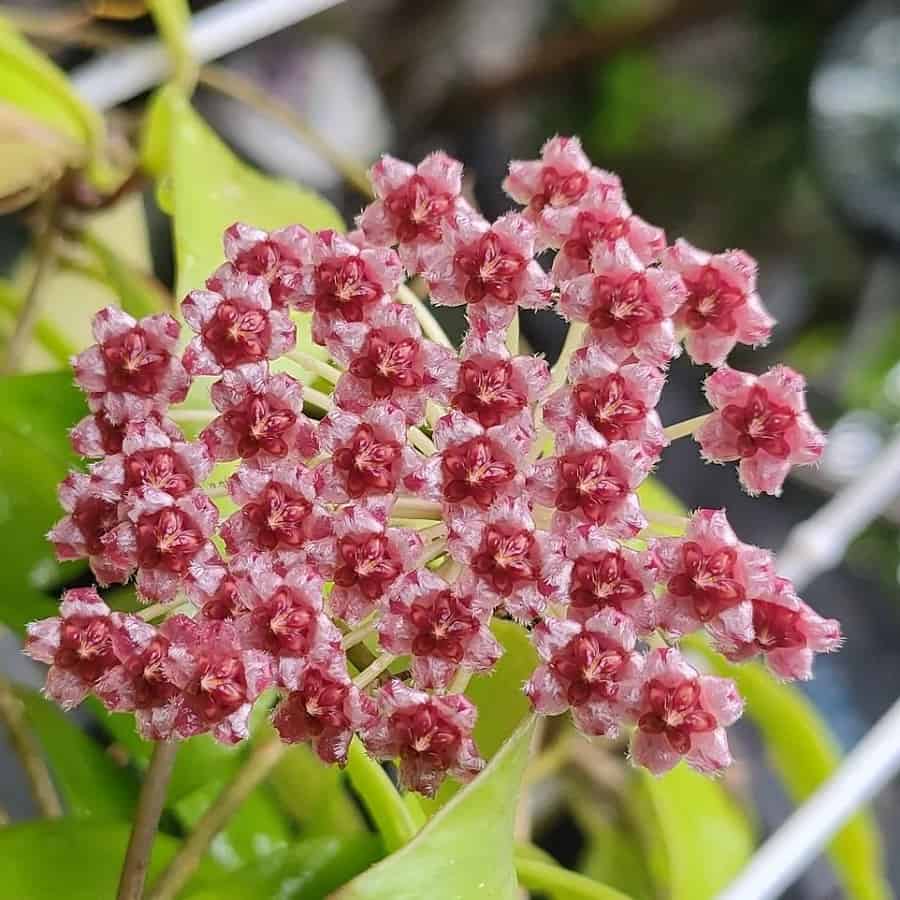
116, 740, 179, 900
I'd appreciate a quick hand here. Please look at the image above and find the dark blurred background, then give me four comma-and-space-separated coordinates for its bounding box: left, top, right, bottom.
7, 1, 900, 896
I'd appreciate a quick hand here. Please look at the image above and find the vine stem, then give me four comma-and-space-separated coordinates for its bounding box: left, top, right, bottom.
289, 350, 342, 383
662, 412, 710, 442
116, 740, 179, 900
2, 190, 59, 374
397, 283, 454, 350
147, 732, 285, 900
353, 653, 396, 689
0, 674, 62, 818
391, 498, 442, 520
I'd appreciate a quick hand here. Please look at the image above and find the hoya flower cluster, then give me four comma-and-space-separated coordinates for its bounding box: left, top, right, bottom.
26, 137, 841, 795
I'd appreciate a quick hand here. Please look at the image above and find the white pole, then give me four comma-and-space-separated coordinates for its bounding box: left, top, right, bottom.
777, 429, 900, 588
719, 431, 900, 900
717, 696, 900, 900
70, 0, 347, 110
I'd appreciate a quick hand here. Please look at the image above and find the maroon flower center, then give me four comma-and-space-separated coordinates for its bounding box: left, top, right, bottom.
71, 495, 120, 556
295, 672, 350, 734
562, 209, 627, 261
244, 484, 311, 550
471, 526, 536, 595
529, 166, 589, 212
136, 508, 204, 573
454, 232, 526, 305
202, 577, 240, 621
392, 704, 461, 767
124, 636, 176, 707
54, 616, 116, 684
638, 677, 717, 754
334, 534, 401, 600
223, 395, 297, 460
667, 541, 744, 621
721, 386, 795, 460
251, 587, 318, 654
441, 437, 516, 508
588, 274, 659, 347
570, 552, 644, 615
93, 412, 126, 455
683, 266, 744, 333
125, 448, 194, 496
348, 331, 422, 401
202, 300, 271, 368
231, 240, 279, 279
550, 634, 626, 705
332, 424, 401, 498
101, 328, 168, 395
452, 359, 526, 427
574, 374, 646, 440
408, 591, 479, 662
314, 255, 380, 321
384, 175, 453, 243
555, 450, 626, 523
752, 599, 805, 651
188, 653, 246, 721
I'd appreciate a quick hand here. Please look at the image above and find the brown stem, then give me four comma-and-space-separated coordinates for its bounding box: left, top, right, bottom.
146, 732, 285, 900
198, 64, 374, 198
434, 0, 736, 119
3, 190, 59, 373
116, 741, 178, 900
0, 675, 62, 818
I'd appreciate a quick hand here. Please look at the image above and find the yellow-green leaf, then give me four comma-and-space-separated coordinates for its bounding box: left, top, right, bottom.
630, 764, 754, 900
140, 86, 343, 298
335, 717, 536, 900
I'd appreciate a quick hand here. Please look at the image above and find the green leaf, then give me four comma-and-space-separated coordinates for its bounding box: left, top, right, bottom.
514, 850, 632, 900
183, 834, 383, 900
0, 17, 113, 190
335, 717, 535, 900
174, 778, 291, 871
14, 685, 137, 819
689, 642, 891, 900
345, 738, 420, 852
426, 618, 538, 809
568, 792, 653, 900
0, 372, 86, 632
82, 231, 170, 318
0, 278, 74, 364
629, 765, 754, 900
0, 818, 220, 899
270, 742, 367, 837
140, 86, 343, 298
0, 18, 102, 147
578, 822, 653, 900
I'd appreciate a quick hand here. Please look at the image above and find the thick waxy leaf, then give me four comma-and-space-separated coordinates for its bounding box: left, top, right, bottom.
0, 372, 86, 632
426, 618, 538, 809
629, 764, 754, 900
335, 717, 536, 900
0, 17, 111, 193
183, 834, 383, 900
0, 819, 220, 899
140, 86, 343, 297
270, 742, 367, 837
690, 641, 890, 900
514, 848, 633, 900
141, 85, 343, 396
15, 685, 137, 819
